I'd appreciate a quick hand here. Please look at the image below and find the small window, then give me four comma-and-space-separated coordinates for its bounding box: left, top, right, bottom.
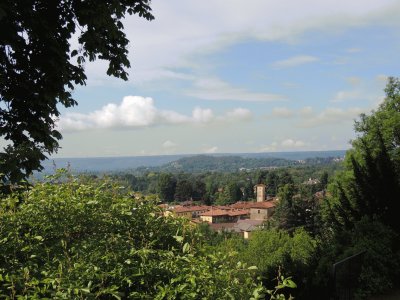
258, 210, 260, 214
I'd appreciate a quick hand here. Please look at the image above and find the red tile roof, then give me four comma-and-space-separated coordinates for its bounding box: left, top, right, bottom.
229, 202, 254, 209
170, 205, 210, 213
249, 201, 276, 209
200, 209, 229, 217
228, 210, 249, 216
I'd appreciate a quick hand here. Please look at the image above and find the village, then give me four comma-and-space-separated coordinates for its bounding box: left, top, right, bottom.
160, 184, 277, 239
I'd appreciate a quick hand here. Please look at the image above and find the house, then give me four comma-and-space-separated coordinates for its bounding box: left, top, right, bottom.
233, 219, 265, 239
249, 201, 276, 220
200, 209, 230, 223
169, 206, 193, 219
200, 209, 249, 224
165, 205, 210, 219
188, 205, 211, 218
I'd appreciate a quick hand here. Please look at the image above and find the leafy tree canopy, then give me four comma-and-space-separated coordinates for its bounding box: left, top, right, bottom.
0, 0, 153, 183
0, 173, 264, 299
326, 77, 400, 232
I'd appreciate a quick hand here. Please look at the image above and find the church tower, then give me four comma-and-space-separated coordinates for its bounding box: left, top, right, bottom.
254, 184, 266, 202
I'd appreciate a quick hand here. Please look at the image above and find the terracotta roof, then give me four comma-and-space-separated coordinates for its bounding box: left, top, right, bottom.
249, 201, 276, 209
229, 202, 254, 209
228, 209, 249, 216
214, 205, 231, 210
170, 205, 210, 213
174, 206, 194, 213
200, 209, 229, 217
185, 205, 210, 211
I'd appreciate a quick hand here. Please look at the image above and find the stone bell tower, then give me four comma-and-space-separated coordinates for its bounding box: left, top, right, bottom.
254, 184, 266, 202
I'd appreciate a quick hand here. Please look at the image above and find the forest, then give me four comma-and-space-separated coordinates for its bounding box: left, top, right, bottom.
0, 78, 400, 299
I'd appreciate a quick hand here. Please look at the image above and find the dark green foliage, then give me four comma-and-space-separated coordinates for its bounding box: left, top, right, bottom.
157, 173, 176, 202
327, 77, 400, 232
174, 179, 193, 201
114, 162, 341, 205
215, 181, 243, 205
0, 0, 153, 183
266, 172, 279, 195
273, 184, 321, 235
321, 77, 400, 298
0, 174, 264, 299
314, 218, 400, 299
214, 228, 316, 299
319, 171, 329, 190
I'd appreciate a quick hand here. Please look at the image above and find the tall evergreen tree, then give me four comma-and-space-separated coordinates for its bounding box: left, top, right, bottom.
328, 77, 400, 232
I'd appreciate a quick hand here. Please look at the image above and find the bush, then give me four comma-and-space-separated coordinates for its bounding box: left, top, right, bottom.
0, 174, 262, 299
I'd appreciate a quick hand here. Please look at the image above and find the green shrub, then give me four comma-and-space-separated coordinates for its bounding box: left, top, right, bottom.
0, 174, 262, 299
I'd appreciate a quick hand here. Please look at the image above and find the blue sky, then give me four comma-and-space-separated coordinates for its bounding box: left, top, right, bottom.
48, 0, 400, 157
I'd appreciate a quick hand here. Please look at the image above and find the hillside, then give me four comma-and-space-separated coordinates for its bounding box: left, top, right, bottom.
152, 155, 297, 173
39, 150, 346, 174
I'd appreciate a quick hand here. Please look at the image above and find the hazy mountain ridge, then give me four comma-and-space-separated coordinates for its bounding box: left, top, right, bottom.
40, 150, 346, 174
142, 155, 298, 173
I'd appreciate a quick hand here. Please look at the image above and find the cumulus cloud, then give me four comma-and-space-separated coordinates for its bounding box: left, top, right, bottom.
259, 139, 306, 151
79, 1, 400, 85
186, 77, 285, 102
223, 108, 252, 121
299, 107, 366, 127
162, 140, 177, 148
271, 55, 319, 68
59, 96, 157, 131
281, 139, 305, 147
331, 89, 363, 102
204, 146, 218, 154
58, 96, 253, 131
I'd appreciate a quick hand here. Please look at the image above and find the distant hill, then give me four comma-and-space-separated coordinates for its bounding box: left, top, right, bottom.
144, 155, 297, 173
39, 150, 346, 174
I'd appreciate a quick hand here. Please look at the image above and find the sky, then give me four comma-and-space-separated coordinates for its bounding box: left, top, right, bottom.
53, 0, 400, 157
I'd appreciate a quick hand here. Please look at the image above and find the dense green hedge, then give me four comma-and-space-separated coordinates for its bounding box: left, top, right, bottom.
0, 174, 263, 299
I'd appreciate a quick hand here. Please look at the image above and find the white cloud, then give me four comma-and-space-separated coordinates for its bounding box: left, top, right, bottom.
58, 96, 252, 131
187, 77, 285, 102
281, 139, 305, 147
259, 139, 306, 151
331, 90, 363, 102
259, 142, 278, 152
162, 140, 177, 148
272, 55, 319, 68
223, 108, 252, 121
204, 146, 218, 154
192, 107, 214, 123
79, 0, 400, 85
299, 107, 367, 127
59, 96, 157, 131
